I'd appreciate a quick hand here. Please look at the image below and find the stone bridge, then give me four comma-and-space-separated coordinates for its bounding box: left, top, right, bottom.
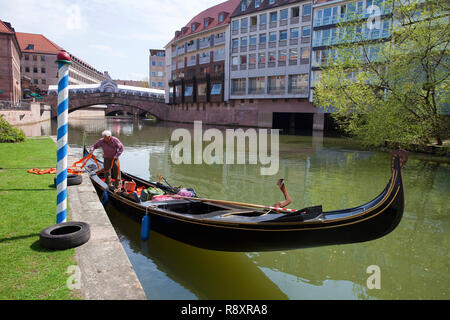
44, 92, 168, 119
44, 77, 168, 119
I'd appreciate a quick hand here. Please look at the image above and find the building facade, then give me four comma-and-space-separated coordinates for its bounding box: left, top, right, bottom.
0, 20, 22, 105
149, 49, 166, 90
165, 0, 241, 107
228, 0, 320, 130
310, 0, 393, 101
16, 32, 107, 92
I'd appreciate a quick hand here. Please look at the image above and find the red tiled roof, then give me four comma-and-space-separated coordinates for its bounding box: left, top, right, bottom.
0, 20, 14, 34
168, 0, 241, 45
16, 32, 62, 55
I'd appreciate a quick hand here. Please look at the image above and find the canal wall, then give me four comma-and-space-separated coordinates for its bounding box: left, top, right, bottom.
53, 137, 146, 300
0, 102, 51, 126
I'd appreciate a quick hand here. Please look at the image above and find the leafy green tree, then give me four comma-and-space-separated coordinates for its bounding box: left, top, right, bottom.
314, 0, 449, 147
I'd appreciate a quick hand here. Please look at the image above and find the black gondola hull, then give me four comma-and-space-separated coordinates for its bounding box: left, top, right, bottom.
88, 163, 404, 251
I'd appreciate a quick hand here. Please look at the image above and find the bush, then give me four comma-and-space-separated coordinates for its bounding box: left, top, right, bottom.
0, 115, 26, 143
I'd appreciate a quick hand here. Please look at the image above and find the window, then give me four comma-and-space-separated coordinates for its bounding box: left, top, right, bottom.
41, 67, 46, 73
268, 75, 286, 94
26, 44, 34, 50
268, 51, 276, 63
303, 4, 312, 16
231, 78, 246, 94
33, 79, 38, 84
249, 35, 257, 45
270, 12, 277, 23
289, 48, 298, 61
232, 38, 239, 48
158, 82, 163, 87
258, 52, 266, 63
250, 16, 257, 26
33, 67, 38, 73
280, 9, 288, 21
240, 55, 247, 65
152, 61, 156, 66
25, 55, 29, 61
158, 61, 163, 66
184, 86, 193, 96
241, 18, 248, 28
198, 83, 207, 96
269, 32, 277, 42
288, 74, 308, 93
241, 2, 247, 11
152, 71, 156, 76
211, 83, 222, 95
278, 50, 287, 62
248, 77, 265, 93
152, 82, 156, 87
259, 33, 267, 43
302, 26, 311, 37
232, 56, 239, 66
255, 0, 261, 8
204, 18, 209, 27
292, 7, 300, 18
259, 13, 267, 25
269, 0, 275, 4
232, 20, 239, 31
249, 53, 257, 64
41, 55, 45, 62
300, 47, 310, 63
290, 28, 299, 39
279, 30, 288, 41
240, 37, 248, 47
158, 71, 163, 76
25, 67, 30, 73
41, 79, 46, 85
33, 55, 37, 61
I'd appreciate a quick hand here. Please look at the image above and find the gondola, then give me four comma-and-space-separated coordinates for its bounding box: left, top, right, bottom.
82, 147, 407, 252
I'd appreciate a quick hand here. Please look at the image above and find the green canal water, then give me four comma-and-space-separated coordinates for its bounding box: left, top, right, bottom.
60, 118, 448, 300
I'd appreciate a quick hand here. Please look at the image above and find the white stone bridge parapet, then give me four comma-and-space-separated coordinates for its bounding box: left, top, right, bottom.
44, 77, 168, 119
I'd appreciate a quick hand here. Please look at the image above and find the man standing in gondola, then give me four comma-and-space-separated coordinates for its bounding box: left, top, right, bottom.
89, 130, 124, 190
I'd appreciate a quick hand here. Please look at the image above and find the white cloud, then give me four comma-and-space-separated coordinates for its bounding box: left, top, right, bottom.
89, 44, 127, 58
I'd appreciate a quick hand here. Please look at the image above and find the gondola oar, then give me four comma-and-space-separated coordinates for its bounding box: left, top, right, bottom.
171, 195, 299, 213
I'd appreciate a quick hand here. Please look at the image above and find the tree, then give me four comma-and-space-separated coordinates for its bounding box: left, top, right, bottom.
314, 0, 449, 147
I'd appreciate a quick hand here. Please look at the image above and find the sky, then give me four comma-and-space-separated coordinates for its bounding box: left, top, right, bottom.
0, 0, 225, 80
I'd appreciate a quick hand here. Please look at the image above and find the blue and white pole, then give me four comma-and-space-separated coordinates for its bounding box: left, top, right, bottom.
55, 50, 72, 224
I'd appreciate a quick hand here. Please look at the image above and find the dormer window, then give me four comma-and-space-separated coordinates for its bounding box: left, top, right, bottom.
218, 14, 224, 23
191, 22, 200, 32
255, 0, 261, 8
25, 44, 34, 50
241, 2, 247, 11
204, 17, 211, 27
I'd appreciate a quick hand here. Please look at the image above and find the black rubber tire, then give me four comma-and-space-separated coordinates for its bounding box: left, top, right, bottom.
40, 221, 90, 250
54, 174, 82, 186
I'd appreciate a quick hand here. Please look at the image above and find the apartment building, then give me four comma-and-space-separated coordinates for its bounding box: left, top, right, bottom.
228, 0, 319, 130
16, 32, 107, 92
310, 0, 393, 101
165, 0, 241, 106
0, 20, 21, 104
149, 49, 166, 89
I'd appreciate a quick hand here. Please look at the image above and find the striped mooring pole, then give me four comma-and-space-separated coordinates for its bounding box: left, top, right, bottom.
55, 50, 72, 224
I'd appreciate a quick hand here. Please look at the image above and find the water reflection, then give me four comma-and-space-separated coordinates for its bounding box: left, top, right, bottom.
65, 118, 450, 300
17, 120, 51, 137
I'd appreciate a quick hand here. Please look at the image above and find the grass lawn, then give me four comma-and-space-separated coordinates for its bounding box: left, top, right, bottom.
0, 137, 80, 299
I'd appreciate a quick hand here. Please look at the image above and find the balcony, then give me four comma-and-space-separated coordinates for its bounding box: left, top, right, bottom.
213, 52, 225, 62
259, 23, 267, 30
214, 37, 225, 46
187, 58, 197, 67
199, 39, 211, 49
199, 55, 210, 64
177, 47, 185, 55
290, 16, 299, 24
177, 61, 185, 69
280, 19, 288, 27
187, 42, 197, 52
288, 87, 308, 95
